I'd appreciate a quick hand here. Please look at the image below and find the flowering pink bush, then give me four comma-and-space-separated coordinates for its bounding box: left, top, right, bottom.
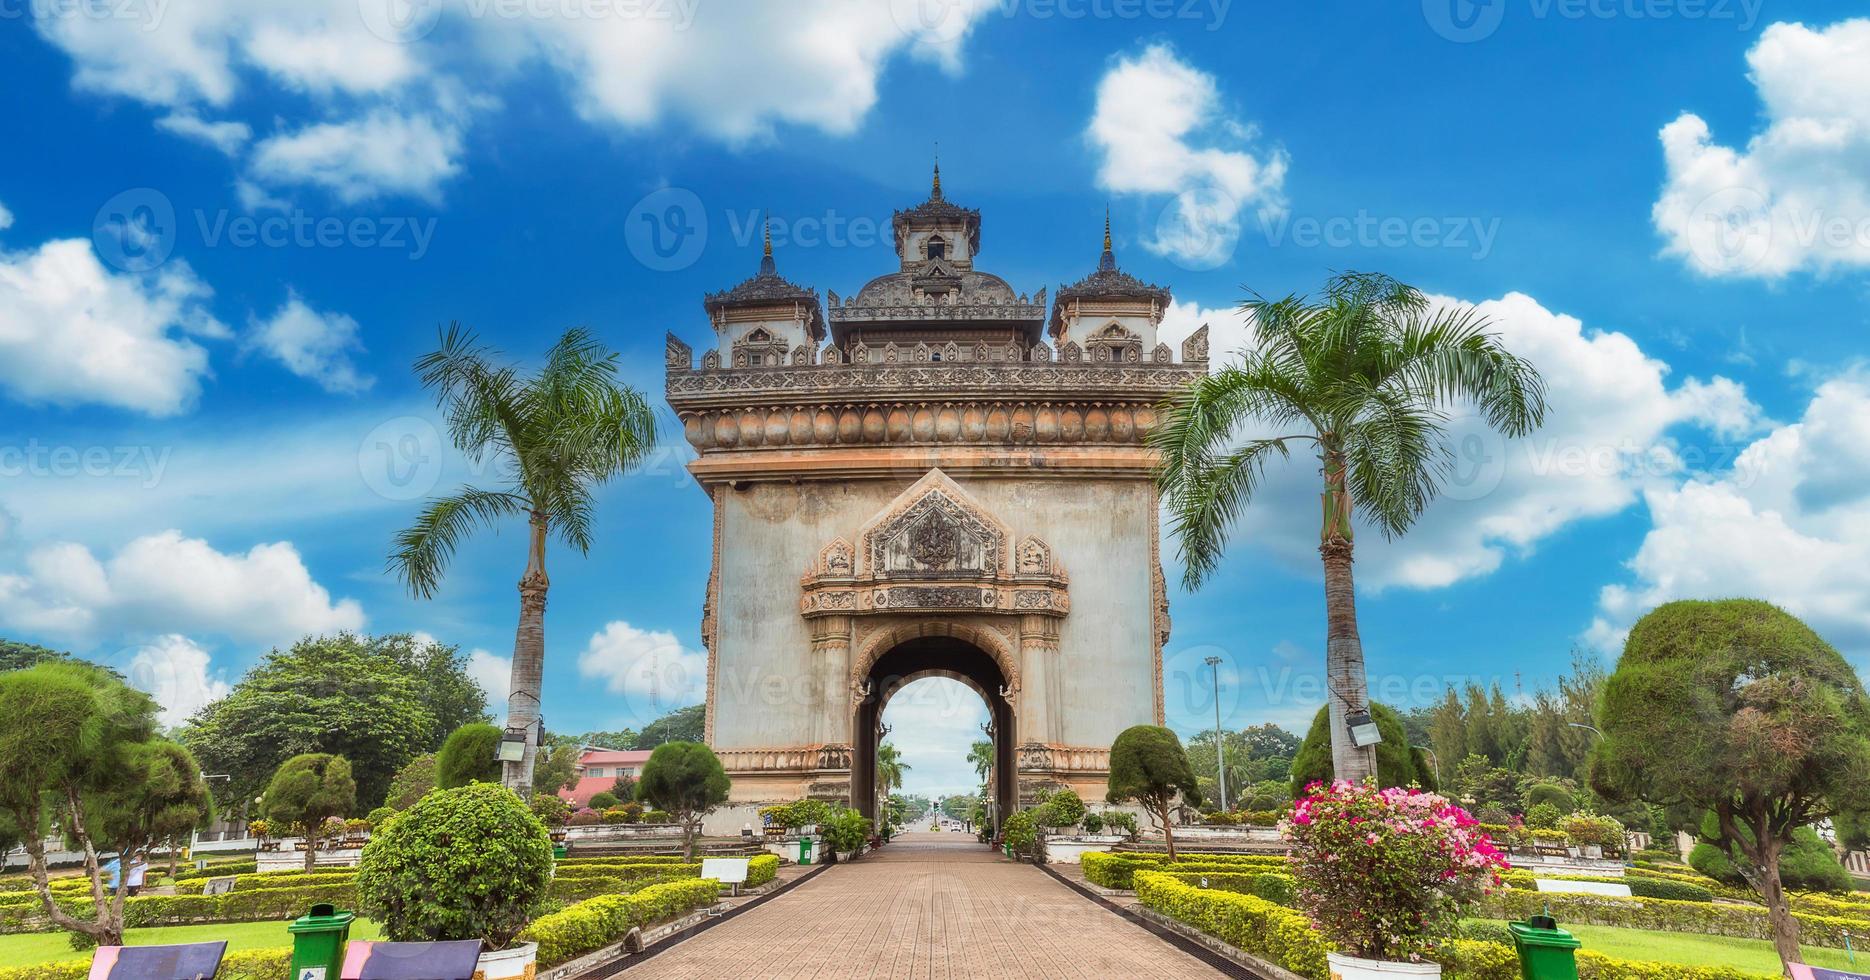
1280, 781, 1508, 961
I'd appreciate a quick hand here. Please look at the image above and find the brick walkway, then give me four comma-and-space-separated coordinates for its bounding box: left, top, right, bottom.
624, 832, 1224, 979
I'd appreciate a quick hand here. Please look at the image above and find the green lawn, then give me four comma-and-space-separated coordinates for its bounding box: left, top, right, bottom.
1490, 920, 1868, 973
0, 919, 383, 970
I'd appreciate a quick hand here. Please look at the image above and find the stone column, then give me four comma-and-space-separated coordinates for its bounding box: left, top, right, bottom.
1017, 614, 1061, 747
809, 615, 853, 747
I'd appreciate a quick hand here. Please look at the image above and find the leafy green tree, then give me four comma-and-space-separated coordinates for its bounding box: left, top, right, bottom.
634, 704, 705, 749
390, 327, 657, 793
0, 662, 163, 944
634, 741, 730, 860
531, 743, 580, 796
181, 633, 478, 808
384, 753, 438, 810
87, 739, 214, 873
588, 791, 620, 810
263, 754, 358, 871
1153, 272, 1546, 783
0, 638, 72, 672
1691, 823, 1851, 894
358, 783, 553, 948
379, 634, 492, 737
436, 723, 504, 789
565, 729, 637, 749
939, 794, 978, 823
1106, 725, 1200, 861
1289, 703, 1436, 797
1592, 599, 1870, 971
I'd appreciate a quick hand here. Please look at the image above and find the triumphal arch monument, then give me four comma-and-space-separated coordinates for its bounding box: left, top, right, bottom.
664, 169, 1209, 825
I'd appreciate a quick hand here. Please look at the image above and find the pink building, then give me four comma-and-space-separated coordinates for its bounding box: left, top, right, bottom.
558, 748, 653, 808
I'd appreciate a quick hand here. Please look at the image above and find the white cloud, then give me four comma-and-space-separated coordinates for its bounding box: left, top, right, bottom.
1088, 44, 1287, 269
34, 0, 998, 200
247, 292, 374, 394
156, 113, 252, 155
466, 648, 512, 718
1653, 19, 1870, 279
1178, 290, 1761, 592
578, 621, 706, 719
880, 676, 990, 797
127, 634, 231, 727
0, 237, 226, 416
1591, 373, 1870, 653
249, 110, 464, 204
0, 530, 365, 647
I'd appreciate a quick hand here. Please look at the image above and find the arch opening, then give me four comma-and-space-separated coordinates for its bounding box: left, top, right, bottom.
852, 635, 1016, 833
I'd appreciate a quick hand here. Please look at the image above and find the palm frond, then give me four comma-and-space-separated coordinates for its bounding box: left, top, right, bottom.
1162, 436, 1299, 589
387, 487, 527, 598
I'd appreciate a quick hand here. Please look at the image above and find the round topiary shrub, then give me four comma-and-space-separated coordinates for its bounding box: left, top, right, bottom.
356, 782, 554, 949
1524, 802, 1563, 829
587, 791, 620, 811
435, 723, 503, 789
1524, 783, 1576, 814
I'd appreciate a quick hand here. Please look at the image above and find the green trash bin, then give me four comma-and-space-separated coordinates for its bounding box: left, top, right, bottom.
797, 836, 814, 865
1509, 915, 1582, 980
288, 902, 355, 980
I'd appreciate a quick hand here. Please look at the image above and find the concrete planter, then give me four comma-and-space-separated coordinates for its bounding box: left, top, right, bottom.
1326, 952, 1440, 979
477, 941, 538, 980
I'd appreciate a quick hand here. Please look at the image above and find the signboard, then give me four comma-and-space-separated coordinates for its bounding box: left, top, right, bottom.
88, 941, 227, 980
203, 876, 237, 896
1790, 968, 1870, 980
1532, 878, 1632, 898
701, 857, 750, 884
339, 940, 483, 980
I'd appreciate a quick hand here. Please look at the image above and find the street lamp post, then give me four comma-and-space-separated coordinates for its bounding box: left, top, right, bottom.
1205, 655, 1227, 813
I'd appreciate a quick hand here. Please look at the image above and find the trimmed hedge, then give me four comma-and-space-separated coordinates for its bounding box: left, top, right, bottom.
556, 855, 689, 867
0, 881, 356, 934
1080, 851, 1289, 890
549, 863, 701, 903
1134, 870, 1330, 978
1478, 888, 1870, 950
519, 878, 721, 967
1501, 871, 1714, 903
174, 870, 358, 895
1140, 871, 1782, 980
0, 947, 291, 980
745, 854, 779, 888
174, 860, 260, 881
1152, 869, 1296, 906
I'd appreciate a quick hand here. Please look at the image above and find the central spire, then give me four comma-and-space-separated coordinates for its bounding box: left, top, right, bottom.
930, 159, 942, 202
1098, 207, 1116, 272
759, 210, 776, 276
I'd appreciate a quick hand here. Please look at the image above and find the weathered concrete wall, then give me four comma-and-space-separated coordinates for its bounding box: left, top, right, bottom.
710, 470, 1158, 754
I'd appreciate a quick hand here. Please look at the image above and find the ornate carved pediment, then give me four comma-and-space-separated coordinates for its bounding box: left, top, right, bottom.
800, 469, 1068, 618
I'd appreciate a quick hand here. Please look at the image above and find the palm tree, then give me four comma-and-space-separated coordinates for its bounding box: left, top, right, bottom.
967, 739, 994, 782
390, 326, 657, 792
877, 742, 909, 793
1152, 272, 1546, 784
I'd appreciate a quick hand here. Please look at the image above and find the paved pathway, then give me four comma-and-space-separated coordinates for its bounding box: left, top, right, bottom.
626, 832, 1224, 979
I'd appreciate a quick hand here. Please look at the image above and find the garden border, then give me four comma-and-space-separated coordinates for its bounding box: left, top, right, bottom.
580, 862, 827, 977
1039, 861, 1271, 980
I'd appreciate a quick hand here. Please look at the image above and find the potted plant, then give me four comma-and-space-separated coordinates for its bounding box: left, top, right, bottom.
1282, 781, 1508, 979
1000, 810, 1038, 862
356, 782, 555, 980
821, 808, 871, 862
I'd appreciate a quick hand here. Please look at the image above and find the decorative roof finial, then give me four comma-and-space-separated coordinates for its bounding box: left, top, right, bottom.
931, 144, 943, 202
759, 210, 776, 276
1098, 206, 1117, 273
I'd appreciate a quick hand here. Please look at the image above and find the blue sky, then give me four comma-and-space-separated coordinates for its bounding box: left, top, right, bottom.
3, 1, 1869, 797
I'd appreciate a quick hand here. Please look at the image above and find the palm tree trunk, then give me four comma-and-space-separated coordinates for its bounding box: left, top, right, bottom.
504, 511, 550, 794
1320, 451, 1377, 785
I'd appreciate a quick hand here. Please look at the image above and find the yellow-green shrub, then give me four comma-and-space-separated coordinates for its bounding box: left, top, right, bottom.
0, 947, 290, 980
1134, 870, 1331, 979
519, 878, 720, 966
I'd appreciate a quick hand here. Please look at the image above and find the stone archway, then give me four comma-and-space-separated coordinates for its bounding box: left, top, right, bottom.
851, 635, 1017, 831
